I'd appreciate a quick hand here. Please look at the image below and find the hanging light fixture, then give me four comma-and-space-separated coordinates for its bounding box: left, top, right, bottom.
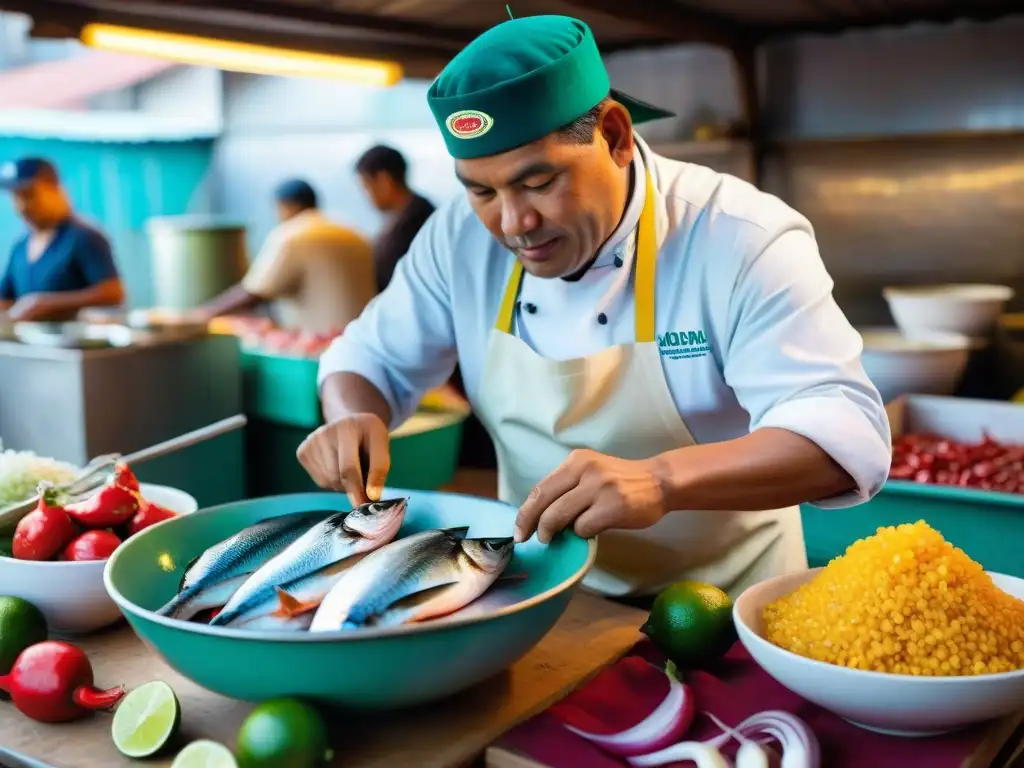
79, 23, 404, 86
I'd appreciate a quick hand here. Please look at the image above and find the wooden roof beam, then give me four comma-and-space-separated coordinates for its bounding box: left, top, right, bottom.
560, 0, 758, 48
95, 0, 478, 48
0, 0, 455, 78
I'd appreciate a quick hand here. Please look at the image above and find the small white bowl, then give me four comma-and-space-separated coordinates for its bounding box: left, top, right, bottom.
884, 284, 1014, 339
735, 568, 1024, 736
859, 327, 970, 403
0, 483, 198, 634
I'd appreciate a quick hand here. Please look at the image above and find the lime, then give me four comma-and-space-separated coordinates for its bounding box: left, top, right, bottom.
0, 596, 48, 674
111, 680, 181, 758
641, 580, 736, 669
236, 698, 331, 768
171, 740, 238, 768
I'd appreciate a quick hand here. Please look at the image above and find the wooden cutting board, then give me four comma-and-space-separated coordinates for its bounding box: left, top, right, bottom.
0, 592, 645, 768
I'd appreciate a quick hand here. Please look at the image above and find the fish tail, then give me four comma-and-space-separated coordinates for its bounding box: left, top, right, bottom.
272, 587, 321, 619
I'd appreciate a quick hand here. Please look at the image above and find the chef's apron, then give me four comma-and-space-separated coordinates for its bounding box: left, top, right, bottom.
473, 170, 808, 599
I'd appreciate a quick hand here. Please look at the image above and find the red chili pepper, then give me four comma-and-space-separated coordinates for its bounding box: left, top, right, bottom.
126, 500, 177, 537
61, 530, 122, 562
64, 483, 140, 529
12, 493, 78, 561
0, 641, 124, 723
113, 463, 140, 493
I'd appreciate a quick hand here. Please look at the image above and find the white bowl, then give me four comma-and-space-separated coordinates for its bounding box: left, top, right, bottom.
884, 284, 1014, 339
734, 568, 1024, 736
859, 327, 970, 403
0, 483, 198, 634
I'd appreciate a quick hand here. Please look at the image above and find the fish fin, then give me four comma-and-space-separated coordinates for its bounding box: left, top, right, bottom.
363, 582, 459, 627
498, 572, 528, 582
272, 587, 321, 618
178, 553, 203, 591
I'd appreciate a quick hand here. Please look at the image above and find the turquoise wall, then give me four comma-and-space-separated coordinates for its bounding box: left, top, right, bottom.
0, 137, 214, 308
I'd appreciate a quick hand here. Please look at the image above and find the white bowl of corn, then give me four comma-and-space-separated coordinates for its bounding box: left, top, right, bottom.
734, 521, 1024, 737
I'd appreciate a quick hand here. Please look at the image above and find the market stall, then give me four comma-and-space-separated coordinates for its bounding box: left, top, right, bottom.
0, 1, 1023, 767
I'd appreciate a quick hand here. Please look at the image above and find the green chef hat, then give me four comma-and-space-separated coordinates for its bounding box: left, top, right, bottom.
427, 15, 674, 160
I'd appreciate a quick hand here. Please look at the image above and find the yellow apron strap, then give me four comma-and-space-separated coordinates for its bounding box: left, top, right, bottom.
633, 170, 657, 343
495, 259, 524, 332
493, 169, 657, 340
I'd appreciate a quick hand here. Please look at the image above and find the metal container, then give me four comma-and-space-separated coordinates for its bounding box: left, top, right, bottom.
146, 215, 249, 309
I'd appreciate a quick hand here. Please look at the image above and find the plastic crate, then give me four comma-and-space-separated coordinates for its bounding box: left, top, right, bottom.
241, 348, 322, 429
801, 395, 1024, 578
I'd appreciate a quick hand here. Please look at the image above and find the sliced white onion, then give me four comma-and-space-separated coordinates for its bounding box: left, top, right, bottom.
706, 712, 770, 768
735, 741, 771, 768
707, 710, 819, 768
563, 662, 695, 757
628, 742, 730, 768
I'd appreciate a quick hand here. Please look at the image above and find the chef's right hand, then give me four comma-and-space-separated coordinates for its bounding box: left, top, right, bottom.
297, 413, 391, 507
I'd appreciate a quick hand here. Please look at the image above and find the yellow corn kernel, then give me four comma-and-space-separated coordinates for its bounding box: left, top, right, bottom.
762, 521, 1024, 677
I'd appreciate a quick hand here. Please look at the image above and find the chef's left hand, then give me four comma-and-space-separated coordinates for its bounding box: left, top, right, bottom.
515, 449, 667, 544
8, 293, 59, 322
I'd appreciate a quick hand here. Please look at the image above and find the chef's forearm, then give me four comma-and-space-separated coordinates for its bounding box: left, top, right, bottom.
320, 372, 392, 426
649, 427, 856, 512
50, 279, 125, 313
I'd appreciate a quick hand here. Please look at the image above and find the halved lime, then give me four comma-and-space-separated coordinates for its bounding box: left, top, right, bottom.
171, 740, 239, 768
111, 680, 180, 758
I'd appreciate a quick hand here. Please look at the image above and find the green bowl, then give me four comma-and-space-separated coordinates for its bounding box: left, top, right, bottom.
103, 489, 596, 709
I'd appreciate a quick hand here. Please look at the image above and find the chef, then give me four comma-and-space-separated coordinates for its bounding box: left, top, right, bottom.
0, 157, 125, 322
300, 15, 892, 599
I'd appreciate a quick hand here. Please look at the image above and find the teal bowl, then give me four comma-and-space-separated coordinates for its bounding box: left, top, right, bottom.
103, 489, 596, 709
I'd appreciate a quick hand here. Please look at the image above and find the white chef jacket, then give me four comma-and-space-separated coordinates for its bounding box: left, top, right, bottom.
318, 135, 892, 509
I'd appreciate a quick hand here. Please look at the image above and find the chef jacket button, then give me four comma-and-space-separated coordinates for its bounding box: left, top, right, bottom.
613, 256, 623, 268
597, 313, 608, 325
524, 302, 538, 314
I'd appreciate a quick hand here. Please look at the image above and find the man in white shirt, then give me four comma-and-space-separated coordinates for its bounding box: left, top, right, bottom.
299, 15, 891, 599
199, 180, 377, 335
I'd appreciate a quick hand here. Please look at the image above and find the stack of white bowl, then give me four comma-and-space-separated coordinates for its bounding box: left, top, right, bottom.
859, 284, 1014, 403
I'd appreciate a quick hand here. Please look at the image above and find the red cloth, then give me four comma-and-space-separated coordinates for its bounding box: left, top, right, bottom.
497, 641, 992, 767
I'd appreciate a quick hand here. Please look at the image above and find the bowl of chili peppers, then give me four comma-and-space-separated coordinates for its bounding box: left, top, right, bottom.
0, 463, 198, 634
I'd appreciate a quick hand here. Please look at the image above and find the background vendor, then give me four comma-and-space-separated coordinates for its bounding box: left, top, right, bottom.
197, 179, 377, 335
0, 157, 125, 322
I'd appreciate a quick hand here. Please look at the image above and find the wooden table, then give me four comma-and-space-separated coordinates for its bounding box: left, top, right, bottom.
0, 592, 646, 768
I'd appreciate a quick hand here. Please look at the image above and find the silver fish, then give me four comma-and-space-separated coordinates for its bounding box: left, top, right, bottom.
210, 498, 408, 627
156, 511, 326, 620
224, 551, 370, 632
309, 527, 514, 632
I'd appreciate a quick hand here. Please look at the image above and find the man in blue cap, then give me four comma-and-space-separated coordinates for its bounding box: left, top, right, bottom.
0, 157, 124, 322
301, 15, 891, 600
197, 178, 377, 335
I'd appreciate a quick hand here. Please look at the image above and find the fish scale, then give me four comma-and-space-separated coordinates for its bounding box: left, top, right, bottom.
308, 527, 518, 633
156, 511, 325, 619
345, 536, 462, 626
210, 499, 408, 628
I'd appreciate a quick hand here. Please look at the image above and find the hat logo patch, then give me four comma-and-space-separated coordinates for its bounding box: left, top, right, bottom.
446, 109, 493, 139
